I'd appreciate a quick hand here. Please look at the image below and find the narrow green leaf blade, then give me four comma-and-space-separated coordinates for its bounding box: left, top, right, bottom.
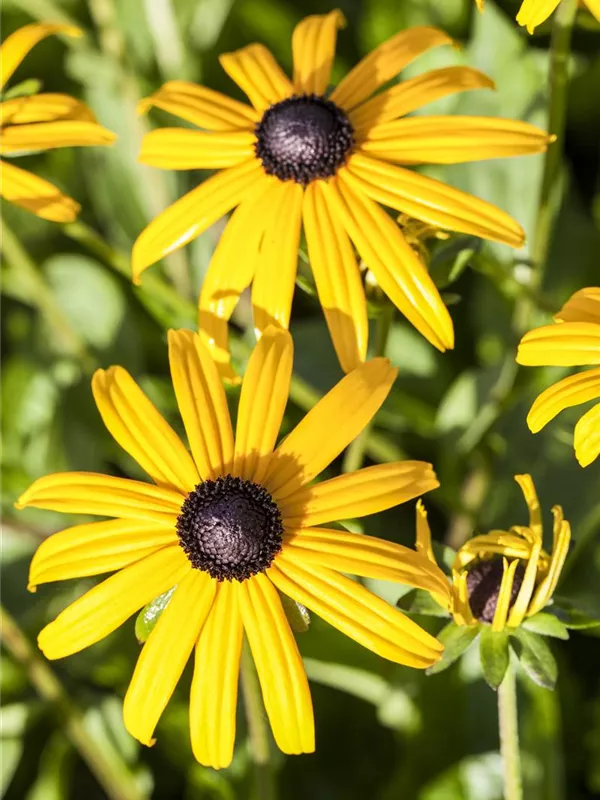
426, 622, 480, 676
479, 627, 510, 689
510, 628, 558, 690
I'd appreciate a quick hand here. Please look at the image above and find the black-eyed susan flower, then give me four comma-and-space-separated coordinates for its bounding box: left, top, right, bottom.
0, 23, 116, 221
133, 11, 551, 379
475, 0, 600, 32
517, 287, 600, 467
17, 326, 451, 769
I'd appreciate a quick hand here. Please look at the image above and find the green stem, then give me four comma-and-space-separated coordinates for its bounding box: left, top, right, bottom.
498, 662, 523, 800
240, 644, 277, 800
0, 606, 143, 800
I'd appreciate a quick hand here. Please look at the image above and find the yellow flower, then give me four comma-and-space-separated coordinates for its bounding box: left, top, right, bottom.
17, 326, 450, 769
516, 287, 600, 467
476, 0, 600, 33
133, 11, 551, 379
416, 474, 571, 632
0, 23, 116, 221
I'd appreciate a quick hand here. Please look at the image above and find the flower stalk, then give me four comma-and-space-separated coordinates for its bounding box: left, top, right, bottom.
498, 662, 523, 800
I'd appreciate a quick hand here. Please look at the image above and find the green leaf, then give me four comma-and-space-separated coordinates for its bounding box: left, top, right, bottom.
522, 612, 570, 640
2, 78, 43, 99
551, 601, 600, 630
429, 237, 479, 289
426, 622, 480, 676
280, 593, 310, 633
396, 589, 451, 618
510, 628, 558, 690
479, 627, 510, 689
135, 587, 176, 643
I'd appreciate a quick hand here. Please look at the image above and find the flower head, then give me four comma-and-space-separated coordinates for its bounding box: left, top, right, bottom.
0, 23, 116, 221
133, 11, 551, 378
476, 0, 600, 33
18, 326, 450, 769
517, 287, 600, 467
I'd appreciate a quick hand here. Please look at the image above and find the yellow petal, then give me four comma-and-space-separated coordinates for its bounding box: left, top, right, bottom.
233, 328, 293, 484
292, 10, 345, 95
415, 499, 436, 564
138, 128, 255, 170
529, 507, 571, 614
16, 472, 183, 523
28, 519, 177, 590
516, 0, 561, 32
513, 474, 542, 536
345, 153, 524, 248
303, 180, 368, 373
281, 461, 439, 526
476, 0, 485, 9
331, 26, 452, 111
168, 330, 234, 479
124, 570, 216, 746
574, 401, 600, 467
454, 533, 532, 568
526, 367, 600, 433
92, 367, 199, 494
322, 171, 455, 350
252, 180, 304, 335
0, 23, 81, 90
270, 555, 443, 667
554, 287, 600, 325
190, 581, 243, 769
584, 0, 600, 21
0, 93, 96, 126
239, 573, 314, 755
263, 358, 397, 500
350, 67, 494, 133
138, 80, 258, 130
38, 545, 189, 659
507, 534, 542, 627
517, 322, 600, 366
491, 558, 520, 632
0, 121, 116, 154
132, 158, 263, 283
359, 116, 551, 164
452, 570, 475, 626
219, 44, 294, 112
0, 159, 80, 221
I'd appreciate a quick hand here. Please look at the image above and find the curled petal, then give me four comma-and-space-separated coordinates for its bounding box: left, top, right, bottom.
0, 23, 81, 90
491, 558, 521, 632
526, 368, 600, 433
574, 402, 600, 467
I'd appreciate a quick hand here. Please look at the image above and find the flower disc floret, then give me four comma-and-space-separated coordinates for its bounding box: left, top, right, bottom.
466, 557, 525, 623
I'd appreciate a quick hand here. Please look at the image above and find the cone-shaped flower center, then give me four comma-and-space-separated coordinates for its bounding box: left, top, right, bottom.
176, 475, 284, 581
255, 94, 354, 185
466, 557, 526, 623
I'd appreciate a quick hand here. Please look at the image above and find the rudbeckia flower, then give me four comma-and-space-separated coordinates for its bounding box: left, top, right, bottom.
475, 0, 600, 33
517, 287, 600, 467
415, 474, 571, 632
17, 326, 450, 768
0, 23, 116, 221
133, 11, 551, 379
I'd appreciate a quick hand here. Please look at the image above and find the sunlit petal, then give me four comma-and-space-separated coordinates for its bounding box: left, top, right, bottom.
517, 322, 600, 366
138, 128, 255, 170
0, 121, 116, 154
0, 159, 79, 221
219, 44, 293, 111
529, 507, 571, 614
491, 558, 520, 632
292, 10, 345, 95
574, 402, 600, 467
516, 0, 561, 32
0, 23, 81, 90
0, 93, 96, 126
554, 287, 600, 325
526, 368, 600, 433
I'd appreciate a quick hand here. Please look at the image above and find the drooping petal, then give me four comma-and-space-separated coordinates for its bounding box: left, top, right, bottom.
516, 0, 561, 33
0, 23, 81, 91
138, 128, 255, 170
350, 67, 494, 133
16, 472, 183, 523
124, 570, 216, 746
132, 157, 263, 282
554, 287, 600, 325
292, 10, 345, 95
138, 80, 258, 130
513, 474, 542, 536
269, 556, 443, 667
584, 0, 600, 22
344, 154, 524, 248
453, 532, 532, 569
168, 329, 234, 480
219, 44, 294, 112
574, 402, 600, 467
233, 327, 293, 483
263, 358, 397, 500
507, 534, 542, 627
415, 499, 436, 564
452, 570, 475, 626
303, 180, 368, 373
190, 581, 243, 769
38, 545, 189, 659
280, 461, 438, 526
0, 121, 116, 154
0, 94, 96, 126
330, 26, 453, 111
528, 507, 571, 614
517, 322, 600, 366
525, 368, 600, 433
0, 159, 80, 221
321, 171, 455, 350
28, 519, 177, 590
358, 116, 551, 164
239, 573, 314, 755
491, 558, 520, 632
92, 367, 199, 494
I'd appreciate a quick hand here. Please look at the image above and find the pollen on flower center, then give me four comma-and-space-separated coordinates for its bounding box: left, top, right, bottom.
176, 475, 284, 581
255, 93, 354, 185
466, 558, 526, 623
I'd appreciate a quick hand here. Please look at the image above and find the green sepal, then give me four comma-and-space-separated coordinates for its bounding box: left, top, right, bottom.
135, 587, 176, 643
509, 628, 557, 690
396, 588, 451, 618
479, 627, 510, 689
522, 612, 569, 640
426, 621, 480, 676
280, 593, 310, 633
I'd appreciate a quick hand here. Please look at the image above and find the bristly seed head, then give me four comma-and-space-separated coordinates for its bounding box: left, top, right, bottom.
255, 93, 354, 185
466, 557, 526, 623
176, 475, 284, 582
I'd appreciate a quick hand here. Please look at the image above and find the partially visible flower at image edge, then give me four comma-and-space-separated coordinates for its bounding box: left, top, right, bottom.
415, 474, 571, 631
0, 23, 116, 221
133, 10, 552, 379
16, 326, 451, 769
517, 287, 600, 467
475, 0, 600, 32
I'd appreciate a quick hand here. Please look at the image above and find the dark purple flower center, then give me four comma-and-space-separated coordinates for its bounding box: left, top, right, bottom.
466, 557, 526, 623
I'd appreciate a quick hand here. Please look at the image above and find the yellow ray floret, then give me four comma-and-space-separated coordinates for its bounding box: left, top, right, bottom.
475, 0, 600, 33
